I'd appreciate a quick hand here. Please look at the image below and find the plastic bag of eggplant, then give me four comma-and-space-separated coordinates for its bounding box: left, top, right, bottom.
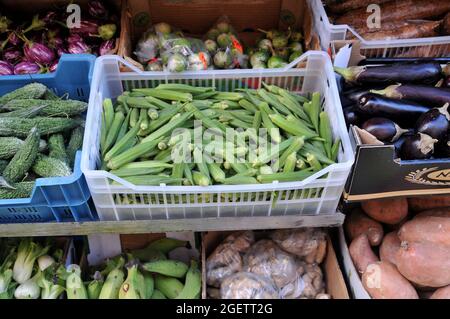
336, 62, 450, 160
0, 0, 119, 76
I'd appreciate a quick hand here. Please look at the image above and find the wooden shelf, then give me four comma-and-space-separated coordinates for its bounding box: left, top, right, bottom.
0, 213, 345, 237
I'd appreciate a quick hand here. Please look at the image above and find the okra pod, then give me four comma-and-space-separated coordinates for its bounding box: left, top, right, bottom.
154, 148, 172, 162
252, 111, 261, 130
184, 104, 227, 133
208, 163, 226, 183
296, 159, 306, 170
259, 165, 274, 175
238, 99, 257, 113
129, 108, 139, 128
304, 92, 321, 132
222, 175, 258, 185
148, 108, 159, 120
183, 165, 194, 185
319, 111, 333, 158
144, 96, 172, 109
252, 137, 293, 167
306, 153, 322, 171
139, 108, 149, 131
283, 152, 297, 173
194, 148, 211, 183
155, 84, 213, 94
111, 166, 166, 177
256, 168, 315, 183
103, 99, 114, 133
141, 111, 194, 144
126, 97, 157, 109
277, 96, 311, 125
171, 163, 185, 185
269, 114, 317, 139
331, 138, 341, 162
272, 136, 304, 172
117, 111, 131, 142
120, 175, 183, 186
257, 89, 291, 115
301, 143, 335, 165
192, 171, 210, 186
212, 92, 244, 101
194, 91, 218, 100
107, 137, 163, 170
104, 120, 141, 162
133, 89, 193, 102
102, 111, 125, 156
260, 107, 281, 144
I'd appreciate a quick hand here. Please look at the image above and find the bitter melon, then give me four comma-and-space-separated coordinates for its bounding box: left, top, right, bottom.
48, 134, 68, 163
0, 160, 8, 174
66, 127, 84, 168
32, 155, 72, 178
2, 128, 40, 183
0, 117, 80, 138
0, 83, 47, 106
4, 99, 88, 117
0, 137, 47, 159
0, 181, 35, 199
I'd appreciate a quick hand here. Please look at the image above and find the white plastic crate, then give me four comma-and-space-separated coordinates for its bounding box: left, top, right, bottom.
309, 0, 450, 58
81, 52, 354, 221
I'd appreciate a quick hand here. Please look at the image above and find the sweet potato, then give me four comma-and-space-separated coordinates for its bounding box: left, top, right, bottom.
361, 198, 408, 225
430, 285, 450, 299
396, 241, 450, 288
345, 208, 384, 246
349, 234, 379, 274
398, 216, 450, 246
415, 208, 450, 218
335, 0, 450, 27
379, 232, 401, 266
362, 261, 419, 299
444, 12, 450, 35
408, 195, 450, 212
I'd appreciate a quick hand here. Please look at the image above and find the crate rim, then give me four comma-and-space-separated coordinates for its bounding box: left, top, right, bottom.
82, 52, 354, 193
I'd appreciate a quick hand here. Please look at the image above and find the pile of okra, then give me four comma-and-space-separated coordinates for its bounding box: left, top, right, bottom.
100, 83, 341, 186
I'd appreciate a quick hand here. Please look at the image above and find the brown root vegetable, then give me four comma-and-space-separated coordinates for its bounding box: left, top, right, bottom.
349, 234, 379, 274
408, 196, 450, 212
345, 208, 384, 246
430, 285, 450, 299
444, 12, 450, 35
327, 0, 391, 14
336, 0, 450, 27
361, 198, 409, 225
396, 241, 450, 288
415, 208, 450, 218
379, 232, 401, 266
359, 20, 441, 41
362, 261, 419, 299
398, 216, 450, 246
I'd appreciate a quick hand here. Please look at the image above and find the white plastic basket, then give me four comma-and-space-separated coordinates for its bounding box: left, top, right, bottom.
81, 52, 354, 221
309, 0, 450, 58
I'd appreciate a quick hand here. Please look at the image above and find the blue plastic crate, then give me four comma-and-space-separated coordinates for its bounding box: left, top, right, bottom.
0, 54, 98, 223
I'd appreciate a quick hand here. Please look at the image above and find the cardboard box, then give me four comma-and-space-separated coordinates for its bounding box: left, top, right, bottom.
334, 42, 450, 202
118, 0, 320, 70
201, 230, 350, 299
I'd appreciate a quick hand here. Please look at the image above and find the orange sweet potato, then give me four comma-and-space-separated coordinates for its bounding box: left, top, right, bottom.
379, 232, 401, 266
349, 234, 379, 274
408, 196, 450, 212
396, 241, 450, 288
398, 216, 450, 246
345, 208, 384, 246
430, 285, 450, 299
361, 198, 408, 225
362, 261, 419, 299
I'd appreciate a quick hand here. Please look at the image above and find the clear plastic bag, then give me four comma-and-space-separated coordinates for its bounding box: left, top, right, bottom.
270, 228, 328, 264
220, 272, 280, 299
206, 231, 255, 288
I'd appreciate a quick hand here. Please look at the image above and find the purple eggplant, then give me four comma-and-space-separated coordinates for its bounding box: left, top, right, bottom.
436, 135, 450, 158
88, 1, 109, 19
335, 62, 442, 86
14, 61, 41, 75
415, 104, 450, 141
99, 39, 116, 55
390, 131, 414, 158
69, 20, 99, 37
361, 117, 408, 143
49, 60, 58, 73
0, 60, 14, 75
343, 106, 360, 127
8, 32, 21, 46
68, 41, 91, 54
358, 94, 430, 122
56, 46, 68, 57
3, 49, 21, 64
372, 84, 450, 107
345, 88, 371, 103
98, 24, 117, 40
23, 14, 46, 33
24, 42, 55, 65
445, 76, 450, 89
401, 133, 438, 160
42, 11, 58, 25
67, 34, 84, 44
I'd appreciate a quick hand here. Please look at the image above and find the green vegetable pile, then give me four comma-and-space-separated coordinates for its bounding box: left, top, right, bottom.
0, 237, 67, 299
69, 237, 200, 299
0, 83, 86, 199
100, 83, 340, 187
248, 28, 304, 69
